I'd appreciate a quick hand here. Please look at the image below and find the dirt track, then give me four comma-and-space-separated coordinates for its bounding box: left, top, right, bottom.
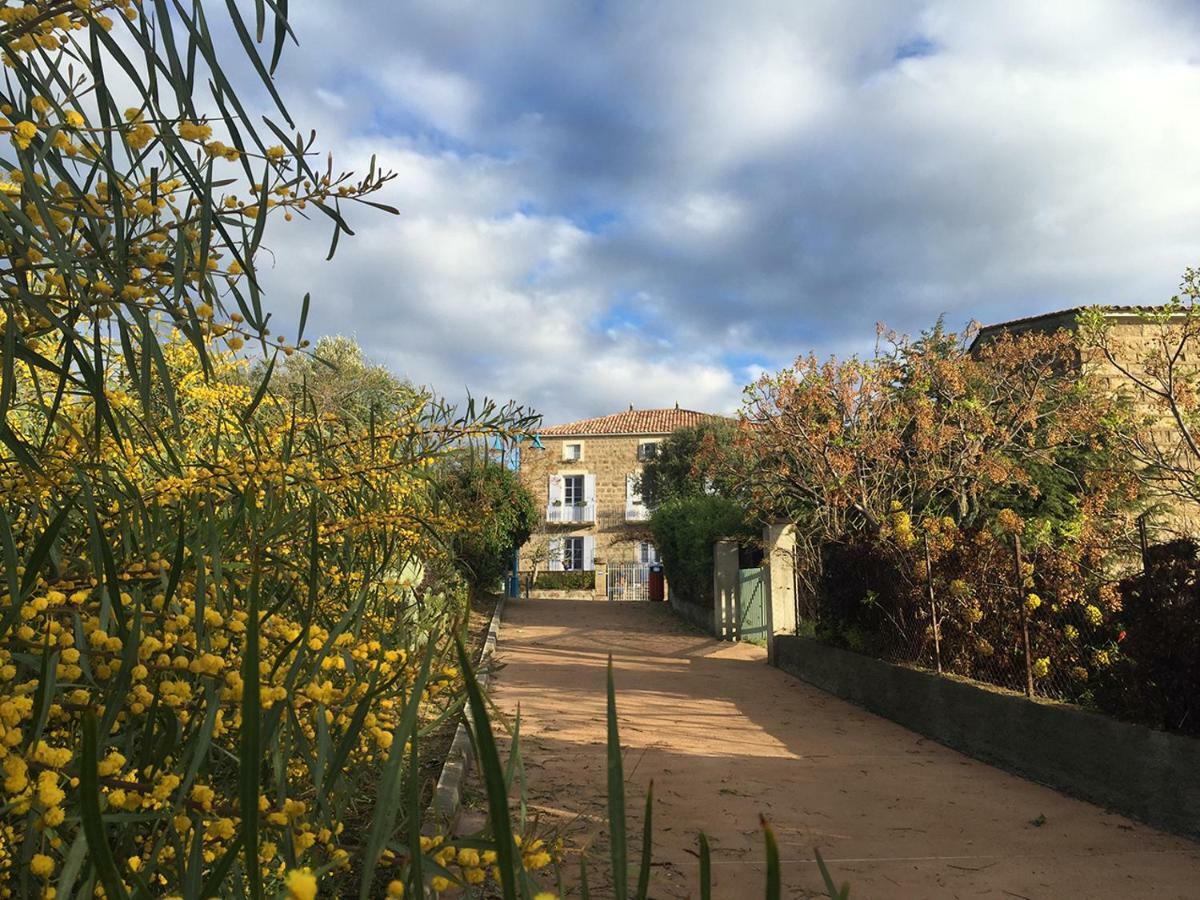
488, 598, 1200, 898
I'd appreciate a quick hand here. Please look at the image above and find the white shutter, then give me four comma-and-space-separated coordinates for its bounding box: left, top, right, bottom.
584, 474, 596, 504
547, 538, 563, 571
626, 473, 639, 510
583, 536, 596, 571
548, 474, 563, 504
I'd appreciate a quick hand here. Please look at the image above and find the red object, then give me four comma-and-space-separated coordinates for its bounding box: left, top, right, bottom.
1118, 630, 1127, 642
648, 567, 665, 602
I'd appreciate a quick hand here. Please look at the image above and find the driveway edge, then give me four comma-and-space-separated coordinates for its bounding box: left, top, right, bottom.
426, 595, 506, 831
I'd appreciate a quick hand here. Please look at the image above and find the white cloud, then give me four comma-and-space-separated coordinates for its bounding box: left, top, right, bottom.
245, 0, 1200, 425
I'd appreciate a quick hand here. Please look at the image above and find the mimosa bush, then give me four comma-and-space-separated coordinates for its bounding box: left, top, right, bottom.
0, 1, 540, 896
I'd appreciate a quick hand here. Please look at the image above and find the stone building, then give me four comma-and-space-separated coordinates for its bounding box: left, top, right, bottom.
974, 304, 1196, 531
517, 407, 723, 584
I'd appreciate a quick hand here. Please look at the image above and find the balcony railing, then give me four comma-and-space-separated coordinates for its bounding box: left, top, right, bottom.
546, 501, 596, 523
625, 505, 651, 522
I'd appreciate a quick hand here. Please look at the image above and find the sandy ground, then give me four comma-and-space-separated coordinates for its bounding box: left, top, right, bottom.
486, 598, 1200, 899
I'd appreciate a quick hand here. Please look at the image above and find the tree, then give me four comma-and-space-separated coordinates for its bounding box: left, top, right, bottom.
439, 460, 538, 598
1079, 275, 1200, 514
638, 419, 738, 508
268, 335, 418, 425
738, 322, 1133, 541
649, 494, 751, 608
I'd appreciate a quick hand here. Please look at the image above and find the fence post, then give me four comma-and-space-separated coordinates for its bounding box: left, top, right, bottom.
763, 523, 798, 663
1138, 513, 1149, 573
594, 558, 608, 601
712, 540, 739, 639
1013, 535, 1034, 698
924, 534, 942, 674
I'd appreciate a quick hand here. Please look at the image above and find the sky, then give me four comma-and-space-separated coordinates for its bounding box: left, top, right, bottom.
246, 0, 1200, 424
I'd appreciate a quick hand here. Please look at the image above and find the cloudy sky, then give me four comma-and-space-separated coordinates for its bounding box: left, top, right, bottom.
250, 0, 1200, 424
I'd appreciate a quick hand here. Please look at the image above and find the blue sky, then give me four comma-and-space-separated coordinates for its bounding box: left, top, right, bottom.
253, 0, 1200, 423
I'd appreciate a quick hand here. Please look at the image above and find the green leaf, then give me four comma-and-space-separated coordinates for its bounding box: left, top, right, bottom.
456, 636, 520, 900
607, 656, 628, 900
80, 712, 130, 900
763, 819, 781, 900
635, 781, 653, 900
815, 848, 850, 900
698, 832, 712, 900
239, 549, 263, 900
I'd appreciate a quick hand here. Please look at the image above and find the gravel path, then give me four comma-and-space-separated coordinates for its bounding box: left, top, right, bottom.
489, 598, 1200, 898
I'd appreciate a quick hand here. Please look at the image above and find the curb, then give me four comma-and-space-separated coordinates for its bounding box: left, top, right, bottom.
426, 594, 506, 831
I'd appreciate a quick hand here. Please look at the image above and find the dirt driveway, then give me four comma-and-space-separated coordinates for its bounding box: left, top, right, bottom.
487, 598, 1200, 899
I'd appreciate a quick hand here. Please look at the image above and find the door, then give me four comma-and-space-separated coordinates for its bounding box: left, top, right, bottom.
736, 567, 766, 644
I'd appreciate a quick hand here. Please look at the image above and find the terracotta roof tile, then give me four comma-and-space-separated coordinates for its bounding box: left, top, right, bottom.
539, 408, 724, 437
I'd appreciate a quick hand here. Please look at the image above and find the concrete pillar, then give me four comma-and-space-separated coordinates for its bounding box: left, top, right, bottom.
763, 523, 797, 662
593, 558, 608, 600
712, 540, 739, 639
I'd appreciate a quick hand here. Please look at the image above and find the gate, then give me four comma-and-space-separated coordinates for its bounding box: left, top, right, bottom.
735, 567, 767, 644
607, 562, 651, 601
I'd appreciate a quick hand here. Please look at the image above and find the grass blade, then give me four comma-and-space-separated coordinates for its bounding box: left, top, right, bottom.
762, 818, 780, 900
80, 712, 129, 900
635, 781, 653, 900
699, 832, 712, 900
607, 656, 628, 900
815, 848, 850, 900
456, 636, 520, 900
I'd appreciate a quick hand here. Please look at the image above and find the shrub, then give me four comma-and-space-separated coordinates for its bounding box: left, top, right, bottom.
650, 495, 752, 607
534, 571, 595, 591
1092, 539, 1200, 734
440, 461, 538, 597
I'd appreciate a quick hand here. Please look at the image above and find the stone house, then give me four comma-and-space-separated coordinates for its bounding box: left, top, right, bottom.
518, 407, 722, 579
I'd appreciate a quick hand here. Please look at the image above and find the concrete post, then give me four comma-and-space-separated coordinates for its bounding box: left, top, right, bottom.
763, 523, 798, 662
713, 540, 739, 639
593, 558, 608, 601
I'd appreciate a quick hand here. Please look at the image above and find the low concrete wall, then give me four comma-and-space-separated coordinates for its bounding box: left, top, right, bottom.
526, 589, 594, 600
773, 635, 1200, 838
668, 592, 716, 635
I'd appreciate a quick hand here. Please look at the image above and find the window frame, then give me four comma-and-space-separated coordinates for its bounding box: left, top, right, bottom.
563, 536, 585, 571
562, 441, 583, 461
637, 440, 659, 461
563, 474, 586, 505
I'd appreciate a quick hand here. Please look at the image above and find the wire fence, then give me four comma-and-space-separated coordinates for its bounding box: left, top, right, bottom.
800, 526, 1130, 705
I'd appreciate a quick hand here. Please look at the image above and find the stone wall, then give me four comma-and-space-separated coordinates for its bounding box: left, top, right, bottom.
773, 635, 1200, 838
518, 433, 660, 569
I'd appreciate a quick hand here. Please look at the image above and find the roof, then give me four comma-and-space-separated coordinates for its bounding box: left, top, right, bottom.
539, 407, 723, 437
975, 305, 1177, 336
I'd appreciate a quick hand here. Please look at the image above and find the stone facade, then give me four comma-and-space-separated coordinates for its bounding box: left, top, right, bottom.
518, 432, 659, 572
517, 408, 722, 574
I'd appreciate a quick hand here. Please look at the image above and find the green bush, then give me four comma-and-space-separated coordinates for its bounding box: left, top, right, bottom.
534, 570, 596, 591
650, 495, 752, 607
440, 461, 538, 597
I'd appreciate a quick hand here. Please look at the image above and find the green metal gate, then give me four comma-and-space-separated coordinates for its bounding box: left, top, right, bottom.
736, 567, 766, 644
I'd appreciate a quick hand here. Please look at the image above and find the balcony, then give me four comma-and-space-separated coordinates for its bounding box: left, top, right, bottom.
546, 501, 596, 524
625, 505, 651, 522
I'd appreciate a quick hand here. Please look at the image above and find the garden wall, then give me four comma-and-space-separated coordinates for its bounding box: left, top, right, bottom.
668, 591, 716, 635
773, 635, 1200, 838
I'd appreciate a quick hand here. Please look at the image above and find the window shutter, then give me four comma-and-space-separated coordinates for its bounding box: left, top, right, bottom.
584, 474, 596, 505
583, 535, 596, 571
548, 474, 563, 504
547, 538, 563, 571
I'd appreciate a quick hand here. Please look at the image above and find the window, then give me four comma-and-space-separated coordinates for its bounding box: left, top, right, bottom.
563, 475, 586, 505
563, 442, 582, 461
563, 537, 585, 571
638, 542, 660, 564
637, 441, 659, 461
